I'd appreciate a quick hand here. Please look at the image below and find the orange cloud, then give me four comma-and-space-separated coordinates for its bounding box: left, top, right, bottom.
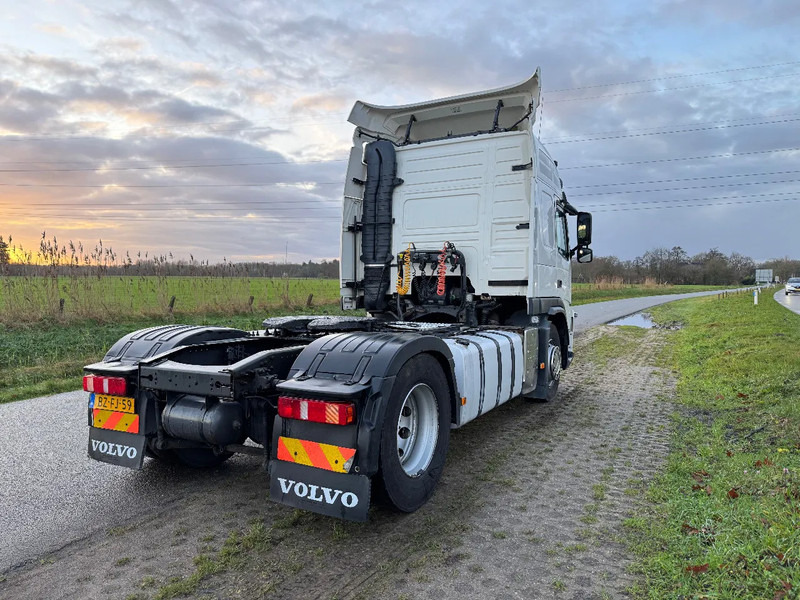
291, 93, 348, 113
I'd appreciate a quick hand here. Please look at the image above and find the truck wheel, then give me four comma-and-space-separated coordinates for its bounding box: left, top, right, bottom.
377, 354, 451, 513
543, 322, 562, 402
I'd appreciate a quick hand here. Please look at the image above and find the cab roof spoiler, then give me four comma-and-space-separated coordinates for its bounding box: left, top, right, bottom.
349, 69, 541, 145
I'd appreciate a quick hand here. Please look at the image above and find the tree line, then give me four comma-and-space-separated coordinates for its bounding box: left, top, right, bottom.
574, 246, 800, 285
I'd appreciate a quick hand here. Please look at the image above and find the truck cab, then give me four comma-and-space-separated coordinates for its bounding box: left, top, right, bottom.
340, 70, 591, 361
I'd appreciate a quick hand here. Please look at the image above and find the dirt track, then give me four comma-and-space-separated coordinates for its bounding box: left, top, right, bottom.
1, 325, 674, 600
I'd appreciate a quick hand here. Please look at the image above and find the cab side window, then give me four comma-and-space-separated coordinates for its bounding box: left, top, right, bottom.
555, 207, 569, 258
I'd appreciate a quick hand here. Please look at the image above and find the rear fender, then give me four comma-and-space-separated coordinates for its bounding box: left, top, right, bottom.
276, 331, 455, 477
100, 325, 251, 365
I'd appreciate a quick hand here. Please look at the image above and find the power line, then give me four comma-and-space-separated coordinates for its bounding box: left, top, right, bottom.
0, 215, 341, 223
4, 206, 341, 213
570, 177, 800, 197
0, 158, 348, 173
1, 143, 797, 173
3, 115, 796, 173
8, 194, 794, 221
542, 111, 800, 143
0, 181, 343, 188
546, 71, 800, 104
569, 168, 800, 189
559, 146, 800, 170
546, 116, 800, 145
590, 195, 797, 212
0, 119, 346, 142
0, 156, 347, 166
544, 60, 800, 94
577, 190, 796, 208
6, 199, 340, 208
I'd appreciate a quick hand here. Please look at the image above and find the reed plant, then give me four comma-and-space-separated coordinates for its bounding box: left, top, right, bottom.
0, 234, 338, 325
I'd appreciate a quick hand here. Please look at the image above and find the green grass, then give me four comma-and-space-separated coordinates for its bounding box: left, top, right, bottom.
625, 293, 800, 599
0, 304, 351, 404
153, 521, 273, 600
0, 281, 733, 404
0, 275, 339, 324
572, 283, 727, 306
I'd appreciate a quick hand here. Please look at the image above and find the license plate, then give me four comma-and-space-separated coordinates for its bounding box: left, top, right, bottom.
93, 393, 135, 414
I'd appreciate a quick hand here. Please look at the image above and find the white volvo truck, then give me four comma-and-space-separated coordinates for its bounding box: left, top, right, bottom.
83, 70, 593, 521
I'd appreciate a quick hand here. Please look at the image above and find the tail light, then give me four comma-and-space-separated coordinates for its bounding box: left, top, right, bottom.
83, 375, 127, 396
278, 396, 355, 426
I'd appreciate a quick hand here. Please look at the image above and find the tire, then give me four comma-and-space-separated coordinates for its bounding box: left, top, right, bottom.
377, 354, 451, 513
543, 322, 562, 402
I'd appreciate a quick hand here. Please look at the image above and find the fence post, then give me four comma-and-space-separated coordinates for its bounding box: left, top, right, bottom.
59, 298, 65, 315
306, 294, 314, 307
168, 295, 176, 313
248, 295, 255, 311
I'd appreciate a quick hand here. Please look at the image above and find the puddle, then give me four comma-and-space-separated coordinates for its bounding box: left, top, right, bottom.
608, 312, 655, 328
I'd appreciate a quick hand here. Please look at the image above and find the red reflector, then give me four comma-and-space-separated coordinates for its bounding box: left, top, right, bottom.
83, 375, 127, 396
277, 396, 355, 425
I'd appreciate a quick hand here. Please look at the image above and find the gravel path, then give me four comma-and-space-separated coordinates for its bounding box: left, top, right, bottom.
395, 326, 673, 600
2, 324, 676, 600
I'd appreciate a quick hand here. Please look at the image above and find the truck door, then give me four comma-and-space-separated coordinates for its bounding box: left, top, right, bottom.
554, 204, 571, 303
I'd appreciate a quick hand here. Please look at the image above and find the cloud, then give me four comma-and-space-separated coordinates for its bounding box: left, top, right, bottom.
1, 0, 798, 264
34, 23, 69, 36
291, 93, 349, 114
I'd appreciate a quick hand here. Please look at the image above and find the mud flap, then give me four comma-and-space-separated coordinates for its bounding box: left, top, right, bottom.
269, 461, 371, 522
88, 428, 146, 469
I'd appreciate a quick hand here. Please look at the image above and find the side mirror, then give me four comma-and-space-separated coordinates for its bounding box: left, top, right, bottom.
576, 247, 593, 263
576, 212, 592, 245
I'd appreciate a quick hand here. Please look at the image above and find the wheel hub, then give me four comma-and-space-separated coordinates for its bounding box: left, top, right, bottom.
396, 383, 439, 477
549, 343, 562, 382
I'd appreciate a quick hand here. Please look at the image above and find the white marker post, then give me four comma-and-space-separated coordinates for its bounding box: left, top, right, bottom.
754, 289, 758, 305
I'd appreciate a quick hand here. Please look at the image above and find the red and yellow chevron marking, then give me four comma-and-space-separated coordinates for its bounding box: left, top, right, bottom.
92, 409, 140, 434
277, 436, 356, 473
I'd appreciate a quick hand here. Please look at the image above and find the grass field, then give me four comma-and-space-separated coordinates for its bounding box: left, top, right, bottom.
0, 273, 723, 324
0, 278, 732, 404
0, 305, 354, 405
0, 275, 339, 324
626, 292, 800, 599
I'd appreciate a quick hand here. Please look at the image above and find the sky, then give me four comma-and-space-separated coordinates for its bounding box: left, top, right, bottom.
0, 0, 798, 264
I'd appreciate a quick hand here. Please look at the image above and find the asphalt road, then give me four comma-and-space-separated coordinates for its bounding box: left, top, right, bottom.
774, 288, 800, 316
572, 288, 739, 332
0, 288, 745, 573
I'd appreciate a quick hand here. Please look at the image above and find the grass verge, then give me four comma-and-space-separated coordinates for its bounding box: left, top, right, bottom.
625, 292, 800, 599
